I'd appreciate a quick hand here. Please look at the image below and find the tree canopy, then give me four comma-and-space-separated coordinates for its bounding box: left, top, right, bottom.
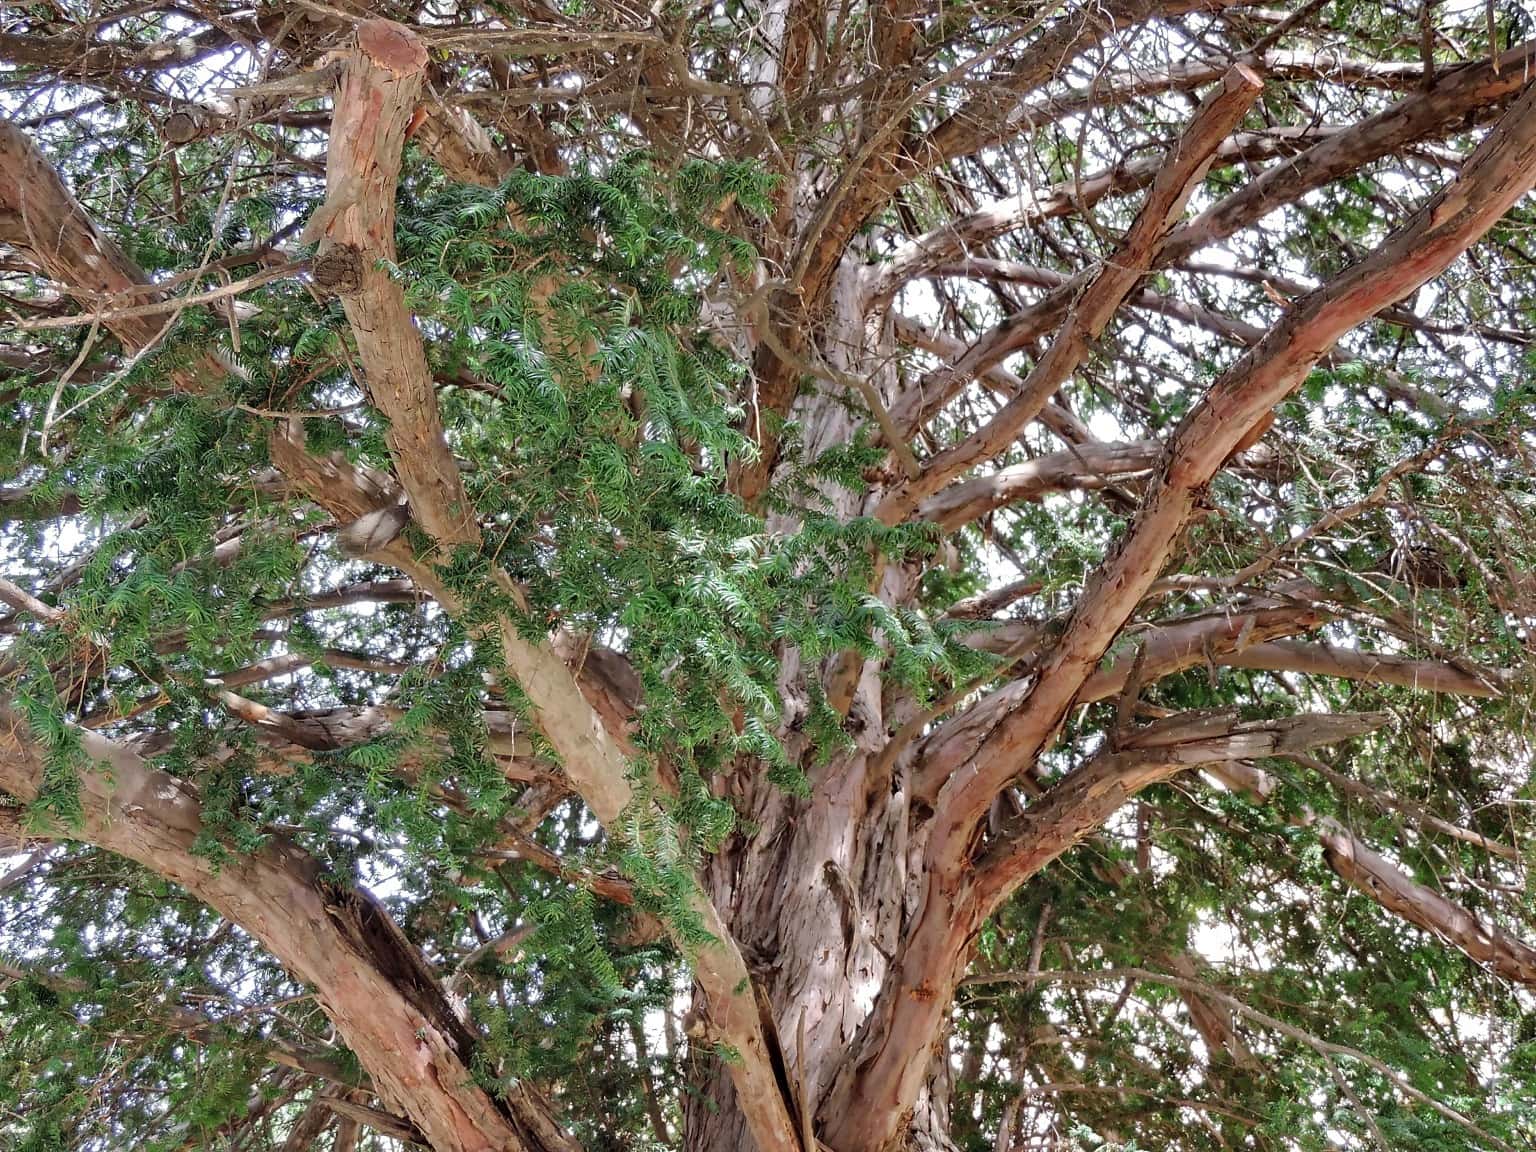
3, 3, 1536, 1151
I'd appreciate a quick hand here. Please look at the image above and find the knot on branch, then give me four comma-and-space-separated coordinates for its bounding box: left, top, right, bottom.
160, 110, 208, 146
313, 244, 364, 295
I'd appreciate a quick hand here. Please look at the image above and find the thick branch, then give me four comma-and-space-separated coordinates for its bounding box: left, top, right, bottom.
819, 709, 1384, 1151
1160, 39, 1536, 265
1220, 639, 1505, 698
970, 711, 1391, 913
0, 123, 223, 392
874, 39, 1536, 355
938, 70, 1536, 854
916, 440, 1161, 531
310, 21, 478, 547
274, 426, 803, 1152
825, 75, 1536, 1152
1074, 616, 1504, 704
0, 705, 565, 1152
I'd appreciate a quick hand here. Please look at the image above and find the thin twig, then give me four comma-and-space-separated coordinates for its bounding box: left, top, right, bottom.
11, 261, 304, 332
963, 966, 1517, 1152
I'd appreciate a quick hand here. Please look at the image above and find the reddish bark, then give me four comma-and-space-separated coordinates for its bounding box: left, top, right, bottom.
8, 14, 1536, 1152
0, 706, 566, 1152
309, 20, 478, 547
1210, 762, 1536, 987
880, 64, 1263, 518
814, 75, 1536, 1152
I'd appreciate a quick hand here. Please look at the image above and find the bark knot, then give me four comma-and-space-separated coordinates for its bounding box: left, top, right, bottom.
314, 243, 365, 295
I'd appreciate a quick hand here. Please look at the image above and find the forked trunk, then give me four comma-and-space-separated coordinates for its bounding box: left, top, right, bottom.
687, 755, 955, 1152
686, 270, 958, 1152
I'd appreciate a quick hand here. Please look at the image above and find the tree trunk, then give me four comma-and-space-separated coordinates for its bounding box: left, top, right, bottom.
688, 754, 956, 1152
686, 263, 957, 1152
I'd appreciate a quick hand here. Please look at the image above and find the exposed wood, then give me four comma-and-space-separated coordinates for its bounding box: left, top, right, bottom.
8, 10, 1536, 1152
941, 69, 1536, 848
972, 711, 1394, 911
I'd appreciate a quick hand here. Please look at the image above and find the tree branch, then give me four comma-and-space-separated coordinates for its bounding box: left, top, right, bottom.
962, 966, 1517, 1152
870, 127, 1332, 317
1209, 759, 1536, 988
936, 68, 1536, 854
1160, 38, 1536, 265
1219, 639, 1505, 698
916, 440, 1162, 531
0, 705, 568, 1152
309, 20, 478, 547
879, 64, 1263, 518
819, 709, 1385, 1149
825, 74, 1536, 1151
971, 710, 1391, 914
273, 423, 804, 1152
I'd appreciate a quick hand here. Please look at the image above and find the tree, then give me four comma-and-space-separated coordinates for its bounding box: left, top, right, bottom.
3, 2, 1536, 1150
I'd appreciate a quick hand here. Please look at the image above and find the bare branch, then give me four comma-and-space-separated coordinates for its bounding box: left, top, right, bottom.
971, 711, 1393, 913
1221, 639, 1505, 697
1210, 761, 1536, 988
938, 70, 1536, 848
1161, 39, 1536, 265
824, 77, 1536, 1148
870, 128, 1333, 315
880, 64, 1263, 517
917, 440, 1162, 531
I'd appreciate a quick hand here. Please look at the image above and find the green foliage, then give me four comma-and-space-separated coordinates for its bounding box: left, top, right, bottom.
6, 7, 1536, 1152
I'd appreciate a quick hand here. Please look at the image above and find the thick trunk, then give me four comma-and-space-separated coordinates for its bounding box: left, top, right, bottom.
687, 265, 957, 1152
688, 747, 966, 1152
686, 753, 964, 1152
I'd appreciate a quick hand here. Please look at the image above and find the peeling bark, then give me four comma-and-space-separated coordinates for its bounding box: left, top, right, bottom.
273, 417, 804, 1152
0, 706, 562, 1152
9, 12, 1536, 1152
310, 21, 478, 547
815, 75, 1536, 1152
